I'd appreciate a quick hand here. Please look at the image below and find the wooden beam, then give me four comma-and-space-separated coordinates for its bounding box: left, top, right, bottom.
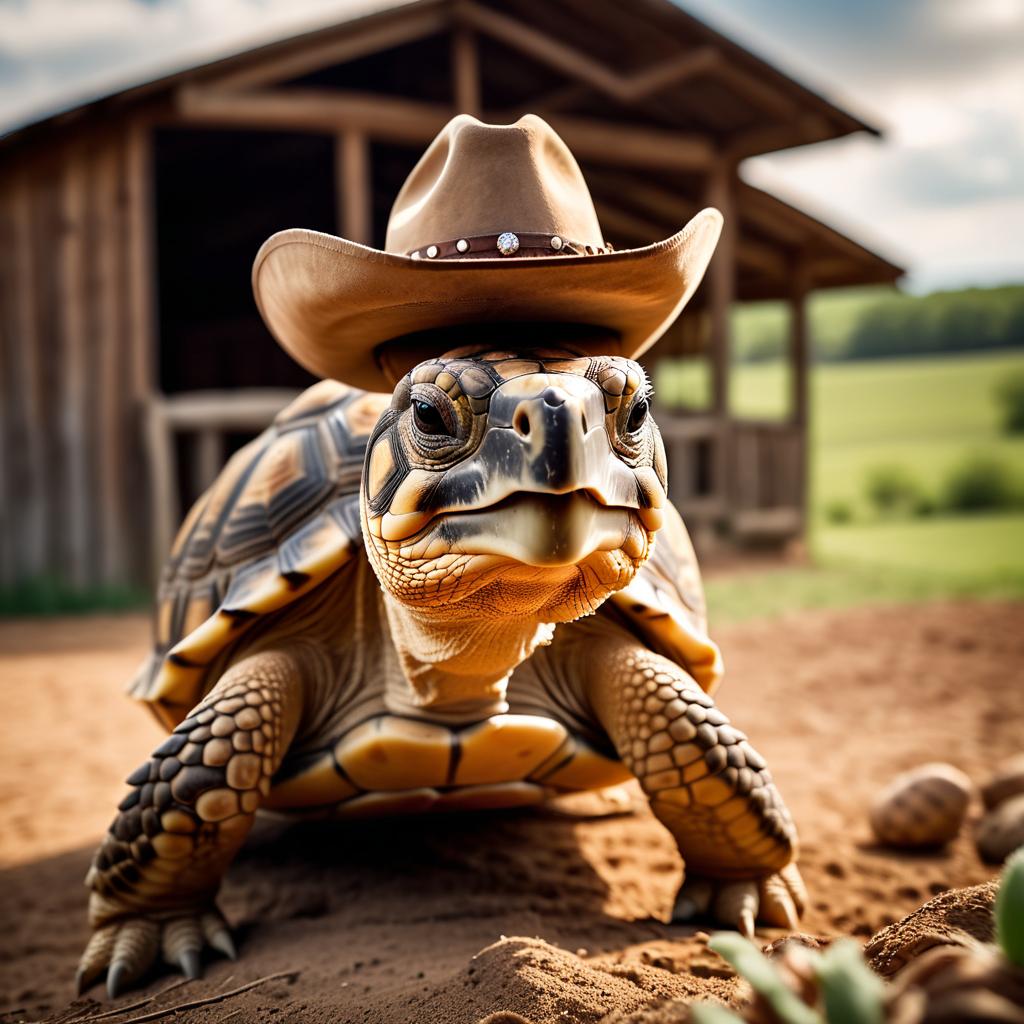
178, 85, 451, 141
704, 157, 736, 417
459, 3, 719, 104
451, 27, 481, 117
177, 87, 714, 169
725, 115, 831, 161
206, 6, 450, 92
125, 120, 156, 401
547, 114, 712, 170
336, 130, 371, 244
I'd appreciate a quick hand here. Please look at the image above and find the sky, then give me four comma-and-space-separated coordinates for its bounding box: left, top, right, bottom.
0, 0, 1021, 293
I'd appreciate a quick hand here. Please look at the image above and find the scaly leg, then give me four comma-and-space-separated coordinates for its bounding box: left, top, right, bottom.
77, 647, 310, 996
565, 623, 806, 934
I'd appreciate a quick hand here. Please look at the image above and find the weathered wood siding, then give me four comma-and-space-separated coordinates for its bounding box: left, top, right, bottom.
0, 124, 154, 592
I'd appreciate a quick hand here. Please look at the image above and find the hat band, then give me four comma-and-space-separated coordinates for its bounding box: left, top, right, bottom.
407, 232, 613, 261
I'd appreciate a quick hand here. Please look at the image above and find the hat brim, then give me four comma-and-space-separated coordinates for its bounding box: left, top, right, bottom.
252, 208, 722, 393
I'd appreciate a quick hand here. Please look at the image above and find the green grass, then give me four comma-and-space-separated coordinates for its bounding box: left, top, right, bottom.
659, 349, 1024, 618
657, 349, 1024, 514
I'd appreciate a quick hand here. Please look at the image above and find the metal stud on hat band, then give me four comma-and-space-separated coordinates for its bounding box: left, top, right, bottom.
496, 232, 520, 256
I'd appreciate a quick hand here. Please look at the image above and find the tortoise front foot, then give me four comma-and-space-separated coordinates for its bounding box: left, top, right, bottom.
672, 861, 807, 935
76, 903, 236, 997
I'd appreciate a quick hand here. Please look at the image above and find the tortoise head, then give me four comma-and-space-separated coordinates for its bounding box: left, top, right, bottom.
360, 344, 668, 624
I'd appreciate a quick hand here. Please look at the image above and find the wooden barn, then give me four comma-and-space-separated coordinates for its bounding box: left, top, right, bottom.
0, 0, 902, 597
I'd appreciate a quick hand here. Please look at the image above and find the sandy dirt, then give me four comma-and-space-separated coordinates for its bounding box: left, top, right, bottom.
0, 600, 1021, 1023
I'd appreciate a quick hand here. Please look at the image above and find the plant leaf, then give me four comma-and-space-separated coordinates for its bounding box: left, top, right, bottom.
815, 939, 885, 1024
708, 933, 822, 1024
996, 845, 1024, 967
691, 1004, 748, 1024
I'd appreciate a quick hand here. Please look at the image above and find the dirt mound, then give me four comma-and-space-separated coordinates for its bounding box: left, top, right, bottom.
865, 880, 998, 978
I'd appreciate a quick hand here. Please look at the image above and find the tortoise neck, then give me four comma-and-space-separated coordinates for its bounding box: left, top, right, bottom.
381, 595, 554, 723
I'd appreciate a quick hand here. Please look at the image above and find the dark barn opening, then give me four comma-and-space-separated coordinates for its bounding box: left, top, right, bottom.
154, 127, 333, 394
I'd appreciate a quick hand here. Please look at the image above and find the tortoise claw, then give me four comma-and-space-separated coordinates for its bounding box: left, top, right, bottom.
106, 961, 129, 999
178, 948, 202, 980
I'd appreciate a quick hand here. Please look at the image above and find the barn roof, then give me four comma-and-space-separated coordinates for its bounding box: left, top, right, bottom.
2, 0, 879, 154
1, 0, 902, 292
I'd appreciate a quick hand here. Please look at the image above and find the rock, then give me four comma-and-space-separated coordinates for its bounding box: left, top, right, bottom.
981, 754, 1024, 811
870, 762, 974, 848
865, 880, 997, 978
976, 792, 1024, 864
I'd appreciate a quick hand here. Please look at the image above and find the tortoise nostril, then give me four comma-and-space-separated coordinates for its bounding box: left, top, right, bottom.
541, 387, 567, 407
514, 409, 531, 436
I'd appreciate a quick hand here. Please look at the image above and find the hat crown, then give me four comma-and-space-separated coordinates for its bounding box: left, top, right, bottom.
385, 114, 605, 256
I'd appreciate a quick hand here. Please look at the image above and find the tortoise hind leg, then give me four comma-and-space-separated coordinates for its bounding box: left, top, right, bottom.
532, 618, 806, 935
77, 646, 312, 997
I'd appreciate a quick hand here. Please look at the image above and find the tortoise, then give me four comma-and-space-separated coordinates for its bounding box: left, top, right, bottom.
77, 346, 805, 996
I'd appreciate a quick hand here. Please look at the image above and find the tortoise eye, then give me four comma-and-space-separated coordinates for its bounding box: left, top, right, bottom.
412, 399, 454, 437
626, 397, 649, 433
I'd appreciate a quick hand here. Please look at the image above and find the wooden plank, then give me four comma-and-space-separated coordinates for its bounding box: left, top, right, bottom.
451, 26, 481, 117
206, 5, 451, 92
336, 130, 371, 244
194, 429, 223, 496
92, 140, 126, 585
57, 151, 92, 589
177, 86, 715, 169
8, 174, 48, 584
704, 158, 735, 417
143, 396, 176, 580
160, 389, 298, 429
789, 258, 811, 529
125, 119, 156, 402
0, 184, 20, 587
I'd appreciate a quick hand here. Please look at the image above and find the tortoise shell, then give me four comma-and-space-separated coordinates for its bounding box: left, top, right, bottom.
130, 379, 721, 729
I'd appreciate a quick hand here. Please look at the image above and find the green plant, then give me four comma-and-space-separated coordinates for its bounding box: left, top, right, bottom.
691, 935, 883, 1024
823, 500, 854, 525
996, 845, 1024, 967
995, 369, 1024, 434
941, 453, 1019, 512
692, 847, 1024, 1024
863, 464, 924, 517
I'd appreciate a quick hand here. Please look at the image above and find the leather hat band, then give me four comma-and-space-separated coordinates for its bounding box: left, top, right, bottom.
408, 232, 613, 261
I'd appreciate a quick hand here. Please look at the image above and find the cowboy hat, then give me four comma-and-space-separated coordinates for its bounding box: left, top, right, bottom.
253, 113, 722, 392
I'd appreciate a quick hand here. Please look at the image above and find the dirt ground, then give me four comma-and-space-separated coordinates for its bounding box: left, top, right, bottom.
1, 599, 1021, 1024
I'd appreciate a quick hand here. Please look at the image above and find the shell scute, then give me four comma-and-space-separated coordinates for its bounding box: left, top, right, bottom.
131, 383, 388, 725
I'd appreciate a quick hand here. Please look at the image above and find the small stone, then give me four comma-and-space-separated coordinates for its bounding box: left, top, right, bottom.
976, 793, 1024, 863
870, 763, 974, 848
981, 755, 1024, 810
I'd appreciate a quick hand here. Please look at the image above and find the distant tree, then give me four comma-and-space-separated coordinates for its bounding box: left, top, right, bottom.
863, 463, 925, 516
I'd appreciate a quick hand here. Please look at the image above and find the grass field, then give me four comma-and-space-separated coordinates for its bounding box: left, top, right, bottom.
658, 349, 1024, 619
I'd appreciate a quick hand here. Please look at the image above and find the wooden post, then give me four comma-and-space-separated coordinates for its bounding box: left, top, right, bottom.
336, 130, 371, 245
703, 156, 736, 523
704, 158, 735, 416
452, 27, 481, 116
789, 258, 811, 528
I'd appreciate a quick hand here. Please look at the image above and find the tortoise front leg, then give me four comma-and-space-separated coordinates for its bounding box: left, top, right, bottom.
578, 631, 805, 934
77, 647, 309, 997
